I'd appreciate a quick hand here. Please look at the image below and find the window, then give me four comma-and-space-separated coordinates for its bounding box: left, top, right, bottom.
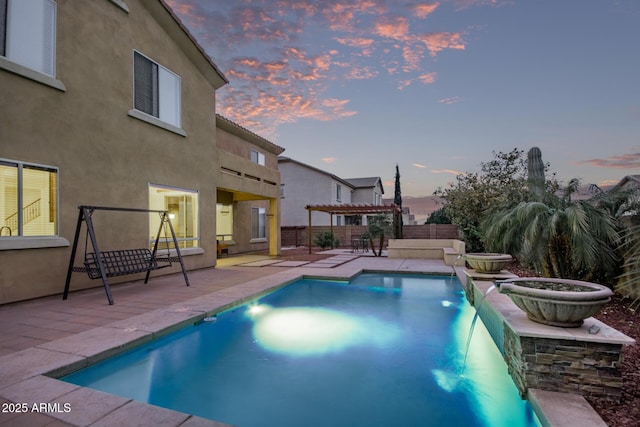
0, 0, 56, 76
250, 150, 265, 166
280, 184, 285, 198
251, 207, 265, 239
149, 184, 198, 248
0, 159, 58, 237
134, 51, 181, 128
336, 184, 342, 202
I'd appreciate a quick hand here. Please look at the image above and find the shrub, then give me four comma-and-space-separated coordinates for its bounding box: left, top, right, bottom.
314, 231, 340, 249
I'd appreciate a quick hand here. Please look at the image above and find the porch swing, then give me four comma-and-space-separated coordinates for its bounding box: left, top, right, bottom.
63, 205, 190, 305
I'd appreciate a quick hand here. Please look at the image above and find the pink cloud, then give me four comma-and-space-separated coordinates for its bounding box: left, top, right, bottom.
375, 16, 410, 40
166, 0, 476, 135
432, 169, 466, 175
577, 152, 640, 169
452, 0, 511, 11
397, 79, 412, 90
418, 72, 437, 84
439, 96, 460, 104
334, 37, 375, 48
418, 32, 466, 56
414, 3, 440, 18
323, 157, 337, 163
412, 163, 427, 168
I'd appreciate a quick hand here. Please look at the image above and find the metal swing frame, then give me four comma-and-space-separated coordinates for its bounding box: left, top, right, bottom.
63, 205, 190, 305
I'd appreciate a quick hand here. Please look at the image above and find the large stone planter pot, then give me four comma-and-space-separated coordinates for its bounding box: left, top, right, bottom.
495, 277, 613, 327
465, 253, 512, 273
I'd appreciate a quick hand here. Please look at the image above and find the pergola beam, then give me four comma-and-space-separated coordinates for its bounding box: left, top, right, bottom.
305, 204, 401, 253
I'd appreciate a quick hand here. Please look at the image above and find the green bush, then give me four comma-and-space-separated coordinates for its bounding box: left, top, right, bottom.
314, 231, 340, 249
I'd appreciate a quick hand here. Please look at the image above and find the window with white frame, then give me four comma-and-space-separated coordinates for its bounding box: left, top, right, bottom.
251, 207, 265, 239
0, 0, 57, 76
336, 184, 342, 202
250, 150, 265, 166
0, 159, 58, 237
134, 51, 181, 128
149, 184, 198, 248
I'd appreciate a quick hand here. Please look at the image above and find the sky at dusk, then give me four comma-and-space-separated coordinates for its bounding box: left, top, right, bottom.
167, 0, 640, 197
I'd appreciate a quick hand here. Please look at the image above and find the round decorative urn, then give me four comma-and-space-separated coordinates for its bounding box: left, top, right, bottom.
464, 253, 513, 274
495, 277, 613, 327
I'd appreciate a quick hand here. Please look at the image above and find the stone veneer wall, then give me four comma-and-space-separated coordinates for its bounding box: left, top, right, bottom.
464, 274, 629, 402
503, 328, 624, 400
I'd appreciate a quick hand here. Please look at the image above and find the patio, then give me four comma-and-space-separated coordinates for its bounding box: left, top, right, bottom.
0, 255, 607, 427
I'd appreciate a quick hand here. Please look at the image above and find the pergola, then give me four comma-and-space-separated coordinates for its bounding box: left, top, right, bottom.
304, 204, 402, 253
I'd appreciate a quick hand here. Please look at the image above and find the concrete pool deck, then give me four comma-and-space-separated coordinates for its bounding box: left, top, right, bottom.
0, 254, 610, 426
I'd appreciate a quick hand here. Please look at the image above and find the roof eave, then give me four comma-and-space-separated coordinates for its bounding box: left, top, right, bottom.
143, 0, 229, 90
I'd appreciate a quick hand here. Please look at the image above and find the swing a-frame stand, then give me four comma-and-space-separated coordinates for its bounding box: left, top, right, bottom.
63, 205, 190, 305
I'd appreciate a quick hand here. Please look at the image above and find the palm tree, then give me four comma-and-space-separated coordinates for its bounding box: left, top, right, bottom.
367, 214, 392, 257
617, 223, 640, 310
482, 179, 620, 283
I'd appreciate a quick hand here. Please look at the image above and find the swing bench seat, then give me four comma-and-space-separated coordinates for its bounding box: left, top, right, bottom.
64, 205, 190, 305
77, 248, 171, 279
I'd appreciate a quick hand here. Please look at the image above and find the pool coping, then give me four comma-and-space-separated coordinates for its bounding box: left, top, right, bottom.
0, 258, 613, 426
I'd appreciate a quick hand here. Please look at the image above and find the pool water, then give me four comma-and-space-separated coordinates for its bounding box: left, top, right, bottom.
62, 274, 541, 427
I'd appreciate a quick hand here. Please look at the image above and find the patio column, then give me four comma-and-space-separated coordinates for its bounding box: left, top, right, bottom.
269, 197, 280, 256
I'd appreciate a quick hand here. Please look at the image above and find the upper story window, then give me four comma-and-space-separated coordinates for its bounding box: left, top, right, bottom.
0, 0, 57, 76
133, 51, 181, 129
250, 150, 265, 166
0, 159, 58, 237
336, 184, 342, 202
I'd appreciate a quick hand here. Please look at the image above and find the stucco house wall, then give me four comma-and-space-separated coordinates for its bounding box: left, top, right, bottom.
0, 0, 228, 303
278, 157, 354, 226
215, 115, 284, 255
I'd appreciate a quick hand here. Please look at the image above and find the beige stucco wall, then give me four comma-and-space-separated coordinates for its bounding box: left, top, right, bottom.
215, 120, 283, 255
0, 0, 226, 303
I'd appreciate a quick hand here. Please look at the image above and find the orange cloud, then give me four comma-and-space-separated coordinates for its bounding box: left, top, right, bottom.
412, 163, 427, 168
577, 152, 640, 169
322, 157, 337, 163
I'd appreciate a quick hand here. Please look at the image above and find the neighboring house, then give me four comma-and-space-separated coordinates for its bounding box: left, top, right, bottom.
278, 157, 354, 226
278, 157, 385, 227
344, 177, 384, 225
0, 0, 282, 304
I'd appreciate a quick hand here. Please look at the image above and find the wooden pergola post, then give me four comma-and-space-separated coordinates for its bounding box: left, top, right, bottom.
308, 207, 312, 254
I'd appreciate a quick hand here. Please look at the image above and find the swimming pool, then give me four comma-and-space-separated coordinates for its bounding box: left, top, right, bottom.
62, 274, 541, 427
